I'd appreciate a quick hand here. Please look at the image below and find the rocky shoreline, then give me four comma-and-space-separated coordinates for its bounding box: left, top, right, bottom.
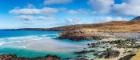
1, 29, 140, 60
58, 29, 140, 41
58, 30, 113, 41
72, 37, 140, 60
56, 28, 140, 60
0, 34, 139, 60
0, 54, 61, 60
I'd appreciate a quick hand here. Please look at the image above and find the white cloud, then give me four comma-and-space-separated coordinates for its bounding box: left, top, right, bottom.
41, 7, 59, 15
101, 16, 128, 22
10, 8, 40, 15
10, 7, 59, 15
113, 0, 140, 16
66, 18, 81, 25
17, 15, 34, 20
88, 0, 114, 14
44, 0, 73, 5
89, 0, 140, 16
67, 10, 79, 15
17, 15, 56, 21
37, 16, 56, 20
66, 9, 91, 15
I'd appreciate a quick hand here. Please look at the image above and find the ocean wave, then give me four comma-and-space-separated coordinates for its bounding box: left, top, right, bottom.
0, 42, 5, 46
0, 35, 87, 52
0, 35, 44, 42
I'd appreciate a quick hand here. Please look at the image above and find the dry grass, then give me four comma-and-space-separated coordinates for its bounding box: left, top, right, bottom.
35, 20, 140, 32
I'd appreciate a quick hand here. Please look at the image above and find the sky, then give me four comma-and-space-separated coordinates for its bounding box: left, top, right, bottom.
0, 0, 139, 29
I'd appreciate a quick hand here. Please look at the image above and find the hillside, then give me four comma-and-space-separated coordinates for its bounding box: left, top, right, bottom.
22, 17, 140, 32
47, 20, 140, 32
131, 16, 140, 21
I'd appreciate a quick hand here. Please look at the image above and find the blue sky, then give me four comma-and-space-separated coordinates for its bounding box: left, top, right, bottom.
0, 0, 139, 29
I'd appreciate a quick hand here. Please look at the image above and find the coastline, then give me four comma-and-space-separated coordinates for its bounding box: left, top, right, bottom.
0, 54, 61, 60
0, 29, 140, 60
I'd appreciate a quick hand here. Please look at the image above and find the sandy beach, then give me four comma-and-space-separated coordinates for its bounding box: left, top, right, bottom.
131, 49, 140, 60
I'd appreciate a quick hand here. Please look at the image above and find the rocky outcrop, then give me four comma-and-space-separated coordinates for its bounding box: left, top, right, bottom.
0, 54, 16, 60
95, 49, 120, 58
119, 54, 136, 60
58, 30, 111, 41
74, 50, 96, 54
0, 54, 61, 60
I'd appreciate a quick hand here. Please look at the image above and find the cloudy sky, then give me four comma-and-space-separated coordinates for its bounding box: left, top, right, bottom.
0, 0, 139, 29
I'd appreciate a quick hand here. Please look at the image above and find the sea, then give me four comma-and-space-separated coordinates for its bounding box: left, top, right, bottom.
0, 29, 94, 58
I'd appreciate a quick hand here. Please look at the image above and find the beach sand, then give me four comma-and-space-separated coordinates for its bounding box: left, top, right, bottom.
131, 49, 140, 60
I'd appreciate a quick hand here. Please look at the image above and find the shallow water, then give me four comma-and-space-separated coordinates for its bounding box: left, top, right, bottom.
0, 30, 93, 58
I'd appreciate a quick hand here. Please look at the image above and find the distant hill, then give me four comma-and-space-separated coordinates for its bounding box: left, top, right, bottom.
47, 16, 140, 32
131, 16, 140, 21
47, 21, 127, 30
21, 17, 140, 32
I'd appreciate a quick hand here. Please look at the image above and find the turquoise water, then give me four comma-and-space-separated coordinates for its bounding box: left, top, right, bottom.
0, 30, 60, 38
0, 29, 92, 58
0, 48, 77, 58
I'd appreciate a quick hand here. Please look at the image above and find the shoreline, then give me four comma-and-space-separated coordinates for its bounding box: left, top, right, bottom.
0, 54, 61, 60
58, 29, 140, 41
72, 36, 140, 60
0, 30, 140, 60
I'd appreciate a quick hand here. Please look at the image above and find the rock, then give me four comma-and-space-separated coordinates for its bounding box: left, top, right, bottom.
0, 54, 61, 60
58, 30, 110, 41
0, 54, 16, 60
34, 55, 61, 60
74, 50, 95, 54
119, 54, 136, 60
96, 49, 120, 58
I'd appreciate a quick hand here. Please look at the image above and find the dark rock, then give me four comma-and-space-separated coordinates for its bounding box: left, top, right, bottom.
119, 54, 136, 60
74, 50, 95, 54
0, 54, 16, 60
0, 54, 61, 60
58, 30, 104, 41
96, 49, 120, 58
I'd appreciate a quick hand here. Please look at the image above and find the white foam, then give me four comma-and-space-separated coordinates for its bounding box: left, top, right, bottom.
0, 35, 87, 53
21, 37, 85, 52
0, 42, 5, 46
